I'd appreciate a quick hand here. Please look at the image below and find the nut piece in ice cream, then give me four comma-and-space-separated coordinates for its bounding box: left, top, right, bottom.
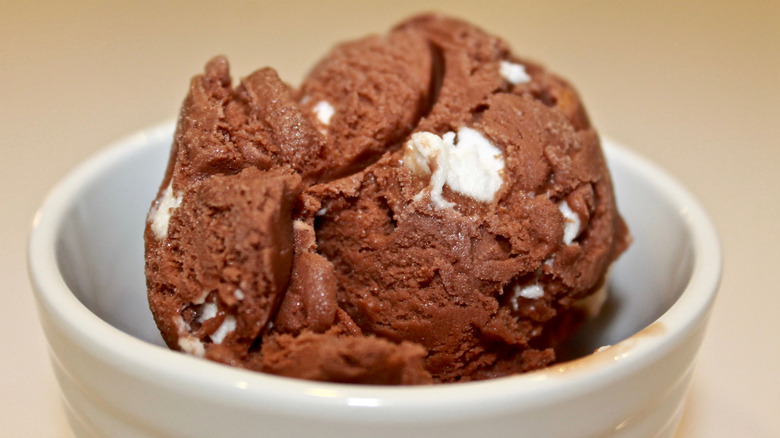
145, 13, 630, 384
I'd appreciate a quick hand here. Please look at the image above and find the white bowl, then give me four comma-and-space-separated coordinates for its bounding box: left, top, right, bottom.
29, 122, 721, 438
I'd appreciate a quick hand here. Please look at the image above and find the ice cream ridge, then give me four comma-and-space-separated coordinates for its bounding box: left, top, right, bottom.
145, 13, 631, 384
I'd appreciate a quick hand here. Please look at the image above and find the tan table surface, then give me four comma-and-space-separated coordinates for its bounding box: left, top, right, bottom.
3, 1, 778, 436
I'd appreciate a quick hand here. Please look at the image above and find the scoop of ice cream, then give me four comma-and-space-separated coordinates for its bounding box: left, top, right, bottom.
145, 12, 630, 384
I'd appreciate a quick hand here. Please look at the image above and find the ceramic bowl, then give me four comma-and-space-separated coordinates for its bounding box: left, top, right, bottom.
28, 122, 721, 438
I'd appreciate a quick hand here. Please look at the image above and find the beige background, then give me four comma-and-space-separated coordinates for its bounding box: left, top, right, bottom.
2, 1, 778, 436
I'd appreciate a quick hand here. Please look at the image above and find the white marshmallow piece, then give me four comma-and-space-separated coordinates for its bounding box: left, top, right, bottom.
178, 335, 205, 357
149, 182, 182, 240
174, 315, 205, 357
313, 100, 335, 125
446, 127, 505, 202
404, 128, 505, 209
517, 283, 544, 300
558, 200, 581, 245
500, 61, 531, 85
197, 302, 217, 324
510, 283, 545, 311
210, 315, 237, 344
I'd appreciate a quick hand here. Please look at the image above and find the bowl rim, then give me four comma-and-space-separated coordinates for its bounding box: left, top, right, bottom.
27, 121, 721, 419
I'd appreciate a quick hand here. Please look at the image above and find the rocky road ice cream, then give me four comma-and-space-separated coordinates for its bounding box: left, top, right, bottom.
145, 13, 630, 384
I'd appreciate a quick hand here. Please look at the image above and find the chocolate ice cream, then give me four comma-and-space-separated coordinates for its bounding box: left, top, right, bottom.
145, 13, 630, 384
